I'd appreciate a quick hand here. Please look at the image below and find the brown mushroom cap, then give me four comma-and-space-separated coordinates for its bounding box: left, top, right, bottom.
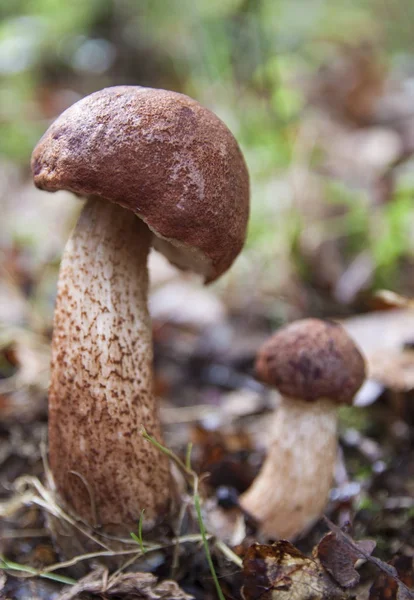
255, 319, 366, 404
31, 86, 249, 283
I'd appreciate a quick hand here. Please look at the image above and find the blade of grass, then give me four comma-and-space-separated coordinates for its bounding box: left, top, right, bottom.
141, 428, 193, 483
194, 492, 226, 600
142, 430, 226, 600
0, 556, 76, 585
185, 442, 193, 471
130, 510, 146, 555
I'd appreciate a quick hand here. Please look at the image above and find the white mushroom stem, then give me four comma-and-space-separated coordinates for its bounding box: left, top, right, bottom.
239, 397, 338, 540
48, 197, 171, 532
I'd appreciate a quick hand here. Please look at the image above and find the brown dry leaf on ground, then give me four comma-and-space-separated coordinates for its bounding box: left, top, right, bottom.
241, 529, 414, 600
190, 424, 255, 493
369, 556, 414, 600
241, 541, 350, 600
325, 520, 414, 600
57, 568, 193, 600
316, 531, 376, 588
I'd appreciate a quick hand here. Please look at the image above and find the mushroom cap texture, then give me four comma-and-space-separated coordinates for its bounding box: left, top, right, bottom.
255, 318, 366, 404
31, 86, 250, 282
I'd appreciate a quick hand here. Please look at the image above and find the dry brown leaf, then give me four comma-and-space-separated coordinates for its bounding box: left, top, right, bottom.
324, 519, 414, 600
58, 567, 193, 600
369, 556, 414, 600
241, 541, 350, 600
191, 424, 254, 492
316, 531, 376, 588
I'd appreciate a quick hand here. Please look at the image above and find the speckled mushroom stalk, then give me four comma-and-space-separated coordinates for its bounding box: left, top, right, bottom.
31, 86, 249, 536
240, 319, 366, 540
49, 197, 165, 529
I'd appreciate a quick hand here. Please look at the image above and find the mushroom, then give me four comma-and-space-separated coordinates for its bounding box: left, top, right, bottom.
31, 86, 249, 535
239, 318, 365, 540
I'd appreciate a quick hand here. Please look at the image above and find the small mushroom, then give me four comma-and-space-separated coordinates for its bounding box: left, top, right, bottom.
31, 86, 249, 535
239, 318, 365, 540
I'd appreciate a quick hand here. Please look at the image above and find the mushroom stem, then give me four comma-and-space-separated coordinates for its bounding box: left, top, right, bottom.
240, 397, 337, 540
49, 196, 171, 532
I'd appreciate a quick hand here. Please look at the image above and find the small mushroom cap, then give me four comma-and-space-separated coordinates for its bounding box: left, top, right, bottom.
255, 319, 366, 404
31, 86, 249, 282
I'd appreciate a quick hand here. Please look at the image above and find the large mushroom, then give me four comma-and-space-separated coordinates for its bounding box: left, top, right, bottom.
239, 318, 365, 540
31, 86, 249, 535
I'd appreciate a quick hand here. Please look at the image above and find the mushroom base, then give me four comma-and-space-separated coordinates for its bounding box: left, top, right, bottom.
48, 197, 172, 537
239, 397, 338, 540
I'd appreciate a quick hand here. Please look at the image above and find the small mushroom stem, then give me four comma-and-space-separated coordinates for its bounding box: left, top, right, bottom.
49, 197, 171, 533
240, 397, 338, 540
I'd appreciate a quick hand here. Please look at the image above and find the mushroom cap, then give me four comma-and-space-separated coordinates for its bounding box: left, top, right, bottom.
255, 319, 366, 404
31, 86, 249, 282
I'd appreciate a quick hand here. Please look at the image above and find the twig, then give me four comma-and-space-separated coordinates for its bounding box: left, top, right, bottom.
68, 470, 98, 527
15, 476, 110, 551
215, 540, 243, 569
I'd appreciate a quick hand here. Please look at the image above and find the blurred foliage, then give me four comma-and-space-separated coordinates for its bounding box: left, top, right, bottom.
2, 0, 414, 305
2, 0, 410, 164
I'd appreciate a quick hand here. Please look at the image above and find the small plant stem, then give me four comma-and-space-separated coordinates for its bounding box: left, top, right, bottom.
194, 492, 226, 600
141, 428, 193, 484
130, 510, 146, 554
186, 442, 193, 470
0, 556, 76, 586
142, 430, 227, 600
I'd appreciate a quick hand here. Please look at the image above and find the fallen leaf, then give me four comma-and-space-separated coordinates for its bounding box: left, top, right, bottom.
58, 567, 194, 600
324, 519, 414, 600
369, 555, 414, 600
316, 531, 375, 588
341, 309, 414, 392
241, 541, 350, 600
191, 424, 254, 492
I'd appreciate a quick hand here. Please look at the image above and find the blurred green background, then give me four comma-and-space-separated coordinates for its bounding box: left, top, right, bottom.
2, 0, 414, 322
